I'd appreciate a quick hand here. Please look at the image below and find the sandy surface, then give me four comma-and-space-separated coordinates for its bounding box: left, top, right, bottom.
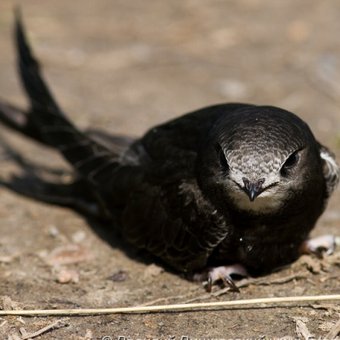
0, 0, 339, 338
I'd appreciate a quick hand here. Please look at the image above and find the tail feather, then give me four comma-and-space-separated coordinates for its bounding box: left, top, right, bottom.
14, 11, 120, 187
0, 101, 45, 143
15, 9, 59, 113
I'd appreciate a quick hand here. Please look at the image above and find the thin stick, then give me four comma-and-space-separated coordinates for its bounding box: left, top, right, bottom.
0, 295, 339, 317
295, 319, 313, 340
19, 320, 66, 340
325, 318, 340, 340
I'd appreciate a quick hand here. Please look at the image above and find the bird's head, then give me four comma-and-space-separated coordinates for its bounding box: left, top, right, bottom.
198, 105, 322, 214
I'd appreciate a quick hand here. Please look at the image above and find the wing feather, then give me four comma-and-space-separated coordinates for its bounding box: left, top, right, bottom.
319, 143, 339, 197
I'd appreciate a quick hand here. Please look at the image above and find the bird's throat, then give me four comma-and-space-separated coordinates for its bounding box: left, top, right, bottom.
230, 190, 284, 214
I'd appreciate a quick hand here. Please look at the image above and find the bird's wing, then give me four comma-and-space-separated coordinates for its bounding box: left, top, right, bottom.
0, 101, 135, 153
318, 142, 339, 197
14, 11, 124, 188
132, 103, 250, 181
85, 129, 135, 152
117, 107, 240, 272
120, 173, 230, 272
0, 101, 46, 143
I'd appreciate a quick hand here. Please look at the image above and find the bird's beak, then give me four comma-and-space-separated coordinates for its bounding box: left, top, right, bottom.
242, 178, 264, 202
246, 186, 260, 201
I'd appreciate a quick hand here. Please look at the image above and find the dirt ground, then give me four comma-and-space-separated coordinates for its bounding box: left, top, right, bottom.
0, 0, 339, 339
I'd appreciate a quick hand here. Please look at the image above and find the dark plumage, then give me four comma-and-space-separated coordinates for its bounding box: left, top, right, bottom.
0, 14, 339, 290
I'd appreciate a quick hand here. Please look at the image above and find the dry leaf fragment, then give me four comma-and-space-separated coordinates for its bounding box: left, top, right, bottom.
0, 253, 18, 263
325, 318, 340, 340
0, 296, 19, 310
45, 244, 91, 266
143, 264, 164, 279
295, 318, 314, 340
56, 268, 80, 284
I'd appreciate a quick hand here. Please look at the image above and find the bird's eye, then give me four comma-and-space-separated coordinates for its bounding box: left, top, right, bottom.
280, 151, 300, 176
215, 144, 229, 172
218, 147, 229, 173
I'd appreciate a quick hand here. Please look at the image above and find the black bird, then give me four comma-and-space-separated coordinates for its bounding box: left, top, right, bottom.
0, 14, 339, 291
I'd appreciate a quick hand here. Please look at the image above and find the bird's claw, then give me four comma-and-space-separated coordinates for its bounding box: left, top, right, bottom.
300, 234, 336, 259
204, 272, 238, 293
195, 264, 248, 292
219, 274, 239, 293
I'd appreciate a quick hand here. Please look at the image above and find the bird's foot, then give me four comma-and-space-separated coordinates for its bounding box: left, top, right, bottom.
300, 234, 337, 258
194, 264, 248, 292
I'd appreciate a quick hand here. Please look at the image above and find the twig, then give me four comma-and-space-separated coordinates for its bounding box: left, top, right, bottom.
325, 318, 340, 340
0, 295, 339, 316
235, 273, 307, 290
19, 320, 67, 339
19, 328, 32, 340
310, 303, 340, 312
295, 319, 313, 340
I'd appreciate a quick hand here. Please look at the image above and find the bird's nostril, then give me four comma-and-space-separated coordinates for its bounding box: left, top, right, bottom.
242, 177, 265, 190
242, 177, 265, 201
242, 177, 250, 189
255, 178, 265, 190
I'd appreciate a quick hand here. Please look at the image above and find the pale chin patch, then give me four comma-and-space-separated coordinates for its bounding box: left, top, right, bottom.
229, 187, 285, 214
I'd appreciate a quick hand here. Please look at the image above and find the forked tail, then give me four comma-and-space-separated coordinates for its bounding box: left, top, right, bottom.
9, 10, 121, 187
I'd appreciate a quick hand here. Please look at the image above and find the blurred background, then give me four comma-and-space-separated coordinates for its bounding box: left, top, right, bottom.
0, 1, 339, 338
1, 1, 340, 139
